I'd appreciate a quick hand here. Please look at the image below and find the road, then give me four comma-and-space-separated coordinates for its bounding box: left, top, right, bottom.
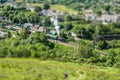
48, 39, 78, 48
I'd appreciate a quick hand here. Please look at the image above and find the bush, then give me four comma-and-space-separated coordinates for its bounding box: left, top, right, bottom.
64, 14, 72, 21
96, 40, 108, 50
43, 3, 50, 10
113, 62, 120, 68
87, 57, 97, 63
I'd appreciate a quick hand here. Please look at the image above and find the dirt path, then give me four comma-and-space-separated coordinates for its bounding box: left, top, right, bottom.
48, 39, 78, 48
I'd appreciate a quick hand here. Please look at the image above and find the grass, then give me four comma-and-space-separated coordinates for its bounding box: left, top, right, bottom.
28, 3, 78, 14
0, 58, 119, 80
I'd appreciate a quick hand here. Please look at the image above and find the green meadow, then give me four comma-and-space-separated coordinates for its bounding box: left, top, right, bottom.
29, 3, 78, 14
0, 58, 119, 80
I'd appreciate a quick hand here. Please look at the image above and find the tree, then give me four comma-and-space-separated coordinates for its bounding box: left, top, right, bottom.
41, 16, 51, 27
95, 24, 111, 35
0, 11, 5, 16
31, 32, 48, 44
95, 10, 102, 16
43, 3, 50, 10
7, 31, 12, 38
72, 25, 87, 39
65, 23, 73, 31
50, 0, 56, 4
78, 40, 94, 58
0, 22, 5, 28
105, 5, 111, 12
34, 6, 42, 12
60, 30, 67, 39
3, 5, 11, 11
96, 40, 108, 50
64, 14, 72, 21
19, 28, 29, 39
105, 49, 118, 66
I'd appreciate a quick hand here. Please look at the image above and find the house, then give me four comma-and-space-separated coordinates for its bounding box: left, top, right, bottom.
50, 16, 55, 23
71, 32, 77, 37
71, 32, 80, 41
0, 31, 7, 37
42, 10, 66, 21
50, 10, 57, 16
84, 14, 97, 21
33, 24, 40, 29
42, 10, 48, 16
0, 16, 7, 21
42, 10, 56, 17
56, 14, 64, 21
4, 2, 18, 8
25, 3, 35, 12
24, 23, 33, 28
98, 14, 120, 23
84, 9, 93, 14
37, 27, 47, 33
55, 12, 67, 21
0, 17, 3, 21
27, 7, 35, 12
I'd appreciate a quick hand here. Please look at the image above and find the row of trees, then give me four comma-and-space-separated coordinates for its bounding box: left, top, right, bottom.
71, 23, 120, 39
59, 22, 120, 42
0, 5, 52, 26
0, 31, 119, 68
0, 5, 39, 23
5, 0, 119, 14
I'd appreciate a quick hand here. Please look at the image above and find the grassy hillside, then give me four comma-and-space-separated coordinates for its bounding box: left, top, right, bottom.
0, 58, 119, 80
29, 3, 78, 14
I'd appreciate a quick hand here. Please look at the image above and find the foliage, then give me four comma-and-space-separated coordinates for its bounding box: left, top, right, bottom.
78, 40, 94, 59
34, 6, 42, 12
64, 14, 72, 21
0, 6, 41, 24
40, 16, 51, 27
94, 10, 102, 16
104, 49, 120, 67
19, 28, 29, 39
96, 40, 108, 50
104, 5, 111, 12
65, 23, 73, 31
43, 3, 50, 10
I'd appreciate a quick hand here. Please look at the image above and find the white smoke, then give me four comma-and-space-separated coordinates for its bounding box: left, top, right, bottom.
53, 19, 58, 26
53, 19, 60, 36
55, 25, 60, 36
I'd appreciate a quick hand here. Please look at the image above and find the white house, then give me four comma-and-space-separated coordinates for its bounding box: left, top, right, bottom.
84, 9, 93, 13
84, 14, 97, 21
0, 31, 7, 37
37, 27, 47, 33
99, 14, 120, 23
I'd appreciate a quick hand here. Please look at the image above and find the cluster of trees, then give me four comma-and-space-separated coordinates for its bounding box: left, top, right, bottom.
59, 20, 120, 43
10, 12, 39, 23
0, 5, 52, 27
0, 31, 119, 68
59, 22, 120, 42
0, 5, 39, 24
71, 23, 120, 39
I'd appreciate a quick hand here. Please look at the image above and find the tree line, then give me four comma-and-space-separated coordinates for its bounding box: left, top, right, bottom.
0, 30, 119, 68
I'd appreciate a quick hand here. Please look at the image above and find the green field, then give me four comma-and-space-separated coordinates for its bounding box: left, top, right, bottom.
0, 58, 119, 80
28, 3, 78, 14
